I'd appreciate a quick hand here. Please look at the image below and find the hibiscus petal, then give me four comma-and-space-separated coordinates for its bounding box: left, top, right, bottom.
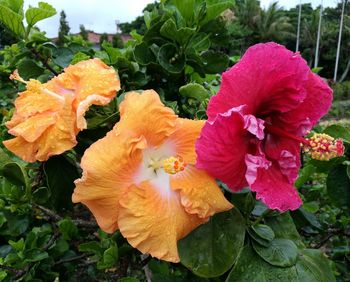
245, 153, 302, 211
76, 94, 112, 130
116, 90, 177, 147
3, 136, 38, 163
278, 72, 333, 135
263, 135, 301, 184
118, 181, 206, 262
196, 108, 250, 191
8, 113, 57, 142
207, 42, 309, 120
51, 58, 120, 104
170, 166, 233, 218
168, 118, 205, 165
72, 132, 146, 233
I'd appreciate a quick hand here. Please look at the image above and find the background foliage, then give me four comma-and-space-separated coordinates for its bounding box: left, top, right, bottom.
0, 0, 349, 281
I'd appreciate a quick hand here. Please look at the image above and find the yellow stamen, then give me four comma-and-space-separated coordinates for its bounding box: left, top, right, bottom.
163, 156, 187, 175
303, 133, 345, 161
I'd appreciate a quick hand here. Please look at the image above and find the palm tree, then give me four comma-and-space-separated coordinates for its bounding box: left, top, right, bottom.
256, 2, 294, 43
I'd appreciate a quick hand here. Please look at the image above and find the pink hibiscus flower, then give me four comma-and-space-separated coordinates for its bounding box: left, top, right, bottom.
196, 42, 336, 212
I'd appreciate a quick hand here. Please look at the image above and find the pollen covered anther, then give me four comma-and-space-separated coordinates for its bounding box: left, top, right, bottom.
303, 133, 345, 161
163, 156, 187, 175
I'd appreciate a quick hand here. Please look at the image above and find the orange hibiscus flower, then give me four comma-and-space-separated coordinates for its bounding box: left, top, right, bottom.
3, 59, 120, 162
72, 90, 233, 262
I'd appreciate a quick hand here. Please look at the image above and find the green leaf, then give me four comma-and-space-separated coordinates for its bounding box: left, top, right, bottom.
0, 162, 28, 188
173, 0, 195, 22
265, 213, 304, 249
226, 246, 335, 282
102, 41, 122, 64
70, 52, 91, 65
178, 208, 245, 278
52, 47, 74, 68
202, 0, 234, 25
0, 3, 25, 37
0, 148, 12, 167
179, 83, 209, 100
251, 224, 275, 242
226, 245, 299, 282
158, 43, 185, 74
188, 33, 211, 52
230, 190, 255, 215
326, 164, 350, 208
25, 2, 56, 28
160, 19, 195, 45
24, 249, 49, 262
252, 238, 298, 267
79, 241, 103, 256
32, 187, 50, 204
44, 155, 80, 211
323, 124, 350, 142
17, 58, 45, 80
201, 50, 229, 74
58, 219, 78, 240
97, 245, 118, 269
296, 249, 336, 282
134, 42, 155, 65
295, 164, 316, 188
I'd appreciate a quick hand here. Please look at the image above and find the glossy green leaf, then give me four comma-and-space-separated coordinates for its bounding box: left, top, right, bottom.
102, 41, 122, 64
160, 19, 195, 45
251, 224, 275, 245
0, 0, 23, 14
158, 43, 185, 74
188, 32, 211, 52
134, 42, 155, 65
230, 190, 255, 215
201, 50, 229, 74
32, 187, 50, 204
226, 246, 335, 282
252, 238, 298, 267
97, 245, 118, 269
0, 3, 25, 37
17, 58, 45, 80
70, 52, 91, 65
58, 219, 78, 240
173, 0, 195, 22
265, 213, 304, 249
202, 0, 234, 25
178, 208, 245, 278
295, 164, 316, 188
25, 2, 56, 28
44, 155, 80, 211
0, 162, 28, 188
326, 164, 350, 208
79, 241, 103, 256
323, 124, 350, 142
179, 83, 209, 100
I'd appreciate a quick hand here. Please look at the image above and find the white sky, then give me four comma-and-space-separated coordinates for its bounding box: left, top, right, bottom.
24, 0, 340, 38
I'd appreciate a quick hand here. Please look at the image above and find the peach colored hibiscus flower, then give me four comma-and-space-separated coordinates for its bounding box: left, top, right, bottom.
3, 59, 120, 162
72, 90, 232, 262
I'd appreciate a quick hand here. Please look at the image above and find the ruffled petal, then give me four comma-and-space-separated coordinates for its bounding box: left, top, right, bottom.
76, 94, 111, 130
196, 108, 251, 191
72, 132, 146, 233
3, 136, 38, 163
116, 90, 177, 147
50, 58, 120, 105
168, 118, 205, 165
207, 42, 309, 121
245, 153, 302, 211
4, 97, 77, 162
170, 166, 233, 218
278, 72, 333, 135
8, 113, 57, 142
263, 135, 301, 184
118, 181, 206, 262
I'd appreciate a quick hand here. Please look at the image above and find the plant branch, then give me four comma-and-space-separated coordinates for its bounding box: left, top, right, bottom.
30, 48, 58, 76
34, 204, 98, 229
